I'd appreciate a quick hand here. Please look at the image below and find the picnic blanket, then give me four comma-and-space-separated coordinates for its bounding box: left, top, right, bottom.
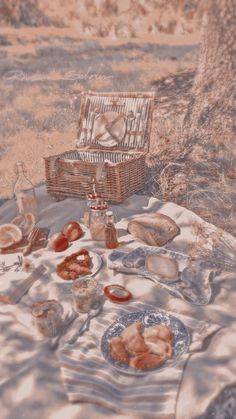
0, 185, 236, 419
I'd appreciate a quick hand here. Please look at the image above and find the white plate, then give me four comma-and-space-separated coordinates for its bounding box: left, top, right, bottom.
51, 250, 102, 283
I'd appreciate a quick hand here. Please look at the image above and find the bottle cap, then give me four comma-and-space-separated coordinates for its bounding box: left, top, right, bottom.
106, 210, 113, 217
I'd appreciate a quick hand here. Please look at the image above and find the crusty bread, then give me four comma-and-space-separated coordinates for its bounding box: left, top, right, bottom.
0, 224, 22, 249
145, 253, 178, 281
127, 213, 180, 246
143, 324, 173, 344
11, 213, 35, 237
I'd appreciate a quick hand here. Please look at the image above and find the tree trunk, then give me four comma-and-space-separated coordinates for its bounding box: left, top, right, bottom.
183, 0, 236, 161
165, 0, 236, 233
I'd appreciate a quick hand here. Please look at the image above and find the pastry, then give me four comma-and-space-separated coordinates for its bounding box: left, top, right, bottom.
143, 324, 173, 344
109, 337, 129, 364
108, 321, 173, 371
130, 352, 166, 370
56, 249, 92, 280
122, 322, 148, 355
143, 337, 172, 358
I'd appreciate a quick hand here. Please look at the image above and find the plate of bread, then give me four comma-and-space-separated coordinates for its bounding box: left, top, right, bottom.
101, 309, 190, 374
120, 247, 189, 283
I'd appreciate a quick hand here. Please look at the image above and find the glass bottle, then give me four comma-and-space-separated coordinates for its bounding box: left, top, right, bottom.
13, 161, 38, 217
89, 199, 108, 241
105, 211, 119, 249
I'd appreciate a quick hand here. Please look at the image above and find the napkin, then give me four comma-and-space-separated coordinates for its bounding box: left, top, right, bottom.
0, 260, 48, 305
59, 301, 221, 418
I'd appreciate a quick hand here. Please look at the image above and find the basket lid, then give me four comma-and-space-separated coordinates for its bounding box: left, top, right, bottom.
76, 91, 154, 151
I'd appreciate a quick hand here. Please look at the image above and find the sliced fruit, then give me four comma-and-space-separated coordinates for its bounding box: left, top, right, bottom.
11, 213, 35, 236
0, 224, 23, 249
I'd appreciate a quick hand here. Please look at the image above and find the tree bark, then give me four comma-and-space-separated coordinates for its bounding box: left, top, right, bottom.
164, 0, 236, 232
183, 0, 236, 162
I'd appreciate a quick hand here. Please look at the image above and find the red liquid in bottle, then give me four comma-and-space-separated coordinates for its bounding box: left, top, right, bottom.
104, 211, 118, 249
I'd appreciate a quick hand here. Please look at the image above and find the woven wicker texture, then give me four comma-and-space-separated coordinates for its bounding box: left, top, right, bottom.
44, 91, 154, 203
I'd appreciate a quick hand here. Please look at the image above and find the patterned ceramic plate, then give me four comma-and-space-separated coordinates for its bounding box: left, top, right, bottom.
109, 247, 213, 305
101, 310, 190, 375
121, 247, 189, 283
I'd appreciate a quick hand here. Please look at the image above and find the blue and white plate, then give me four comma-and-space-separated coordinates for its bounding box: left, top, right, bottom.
101, 309, 190, 375
108, 247, 213, 305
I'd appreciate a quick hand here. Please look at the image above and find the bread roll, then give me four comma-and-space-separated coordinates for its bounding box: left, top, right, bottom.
0, 224, 22, 249
122, 322, 148, 355
144, 337, 172, 358
145, 254, 178, 281
127, 213, 180, 247
143, 324, 173, 344
130, 352, 166, 370
11, 213, 35, 237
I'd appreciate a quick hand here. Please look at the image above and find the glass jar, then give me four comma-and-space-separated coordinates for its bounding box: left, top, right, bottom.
72, 277, 101, 313
86, 192, 104, 209
89, 201, 108, 241
31, 300, 64, 337
13, 161, 38, 218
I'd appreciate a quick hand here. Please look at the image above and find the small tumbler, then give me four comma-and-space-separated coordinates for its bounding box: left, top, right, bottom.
72, 277, 101, 313
32, 299, 64, 337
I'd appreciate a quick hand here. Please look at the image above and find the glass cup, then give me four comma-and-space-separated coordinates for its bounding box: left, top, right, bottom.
72, 277, 102, 313
31, 300, 64, 337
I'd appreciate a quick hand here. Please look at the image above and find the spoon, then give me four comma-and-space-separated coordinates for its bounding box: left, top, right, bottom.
67, 300, 104, 345
49, 310, 79, 350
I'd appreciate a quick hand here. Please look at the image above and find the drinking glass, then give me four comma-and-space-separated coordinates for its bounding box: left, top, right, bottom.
72, 277, 102, 313
32, 300, 64, 337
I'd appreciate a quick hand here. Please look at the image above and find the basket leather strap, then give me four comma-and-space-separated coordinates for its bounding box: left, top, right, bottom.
95, 161, 108, 182
95, 113, 125, 144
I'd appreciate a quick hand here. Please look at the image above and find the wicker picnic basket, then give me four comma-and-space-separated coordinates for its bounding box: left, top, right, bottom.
44, 91, 154, 203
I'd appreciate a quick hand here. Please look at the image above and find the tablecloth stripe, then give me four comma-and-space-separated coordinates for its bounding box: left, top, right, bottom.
59, 302, 219, 418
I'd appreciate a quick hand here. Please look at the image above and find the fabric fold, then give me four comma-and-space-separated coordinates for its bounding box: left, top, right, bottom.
59, 301, 221, 418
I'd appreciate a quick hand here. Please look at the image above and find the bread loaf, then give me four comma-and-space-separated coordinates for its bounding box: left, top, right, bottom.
0, 224, 23, 249
127, 213, 180, 246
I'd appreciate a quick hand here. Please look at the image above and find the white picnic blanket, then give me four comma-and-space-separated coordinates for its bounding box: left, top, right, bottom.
59, 301, 220, 418
0, 185, 236, 419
